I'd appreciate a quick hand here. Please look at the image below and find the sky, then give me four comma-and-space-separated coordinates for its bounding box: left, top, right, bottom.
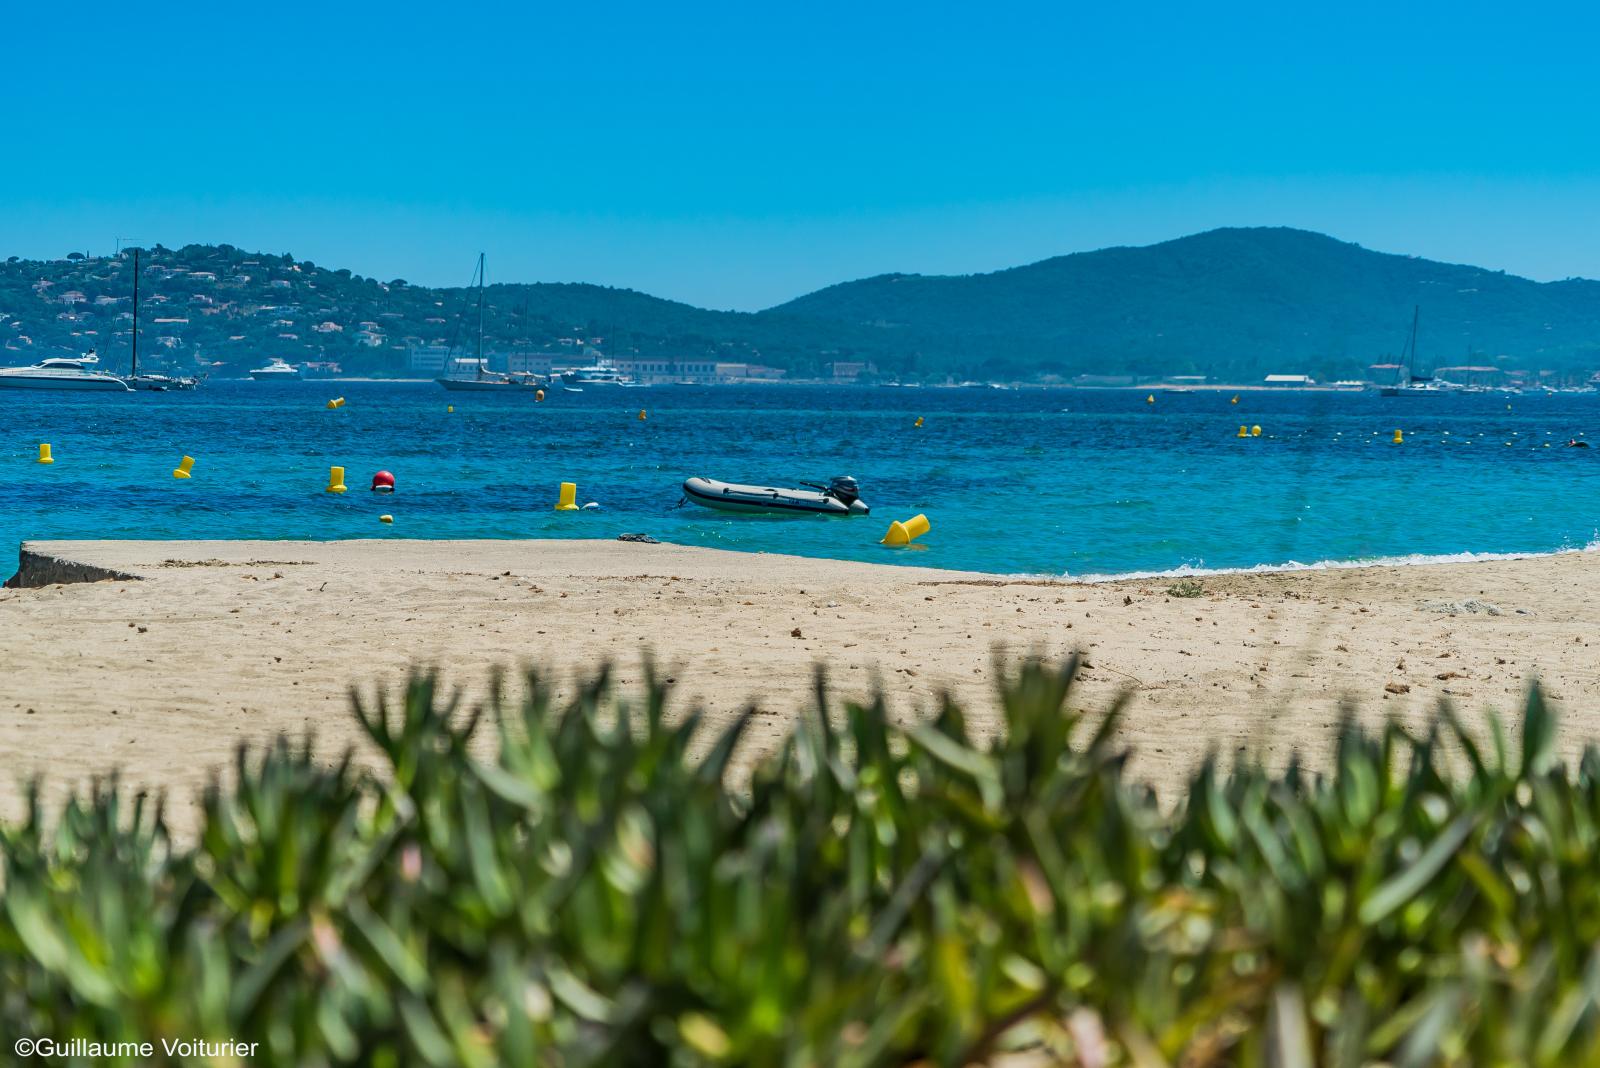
4, 0, 1600, 310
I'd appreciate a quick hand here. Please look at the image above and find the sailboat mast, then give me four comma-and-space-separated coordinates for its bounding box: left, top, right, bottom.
1406, 305, 1419, 381
130, 248, 140, 379
475, 253, 485, 380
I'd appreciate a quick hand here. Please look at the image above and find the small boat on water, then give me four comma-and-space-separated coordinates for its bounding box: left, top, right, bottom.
439, 371, 547, 392
1379, 306, 1447, 397
682, 475, 869, 516
435, 254, 552, 395
0, 351, 131, 391
250, 357, 301, 380
127, 372, 199, 391
560, 360, 631, 387
119, 246, 200, 391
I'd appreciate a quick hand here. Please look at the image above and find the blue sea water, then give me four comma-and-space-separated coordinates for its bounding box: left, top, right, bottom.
4, 381, 1600, 582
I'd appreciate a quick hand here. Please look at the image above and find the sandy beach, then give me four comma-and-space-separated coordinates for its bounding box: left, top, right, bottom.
4, 538, 1599, 830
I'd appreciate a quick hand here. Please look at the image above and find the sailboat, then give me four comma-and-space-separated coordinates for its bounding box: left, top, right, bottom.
123, 248, 199, 391
436, 254, 548, 393
1379, 306, 1445, 396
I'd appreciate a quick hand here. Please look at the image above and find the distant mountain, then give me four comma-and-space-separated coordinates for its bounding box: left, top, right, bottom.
767, 227, 1600, 381
4, 229, 1600, 381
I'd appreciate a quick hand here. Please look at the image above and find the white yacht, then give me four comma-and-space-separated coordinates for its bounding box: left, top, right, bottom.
560, 360, 632, 386
249, 357, 302, 380
0, 351, 132, 391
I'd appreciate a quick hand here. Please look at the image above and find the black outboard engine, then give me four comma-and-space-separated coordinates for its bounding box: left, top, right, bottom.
826, 475, 869, 515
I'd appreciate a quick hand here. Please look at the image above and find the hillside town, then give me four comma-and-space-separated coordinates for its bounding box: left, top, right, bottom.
0, 244, 818, 382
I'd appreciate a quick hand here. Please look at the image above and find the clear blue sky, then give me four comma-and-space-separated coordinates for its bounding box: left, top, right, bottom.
5, 0, 1599, 309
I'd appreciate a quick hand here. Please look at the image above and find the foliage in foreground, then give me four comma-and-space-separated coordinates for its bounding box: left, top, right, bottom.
3, 659, 1600, 1066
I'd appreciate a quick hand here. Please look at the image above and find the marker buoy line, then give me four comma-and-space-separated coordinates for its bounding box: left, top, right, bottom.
1237, 425, 1249, 438
371, 470, 396, 493
37, 443, 53, 465
327, 466, 348, 493
555, 482, 579, 511
173, 455, 195, 479
1392, 429, 1404, 444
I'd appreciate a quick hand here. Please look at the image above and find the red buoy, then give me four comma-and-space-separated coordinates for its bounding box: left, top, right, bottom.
371, 470, 396, 493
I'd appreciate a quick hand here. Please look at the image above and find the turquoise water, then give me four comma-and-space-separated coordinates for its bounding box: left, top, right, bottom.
5, 382, 1600, 581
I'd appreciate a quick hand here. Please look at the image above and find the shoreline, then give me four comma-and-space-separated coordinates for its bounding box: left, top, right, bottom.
13, 533, 1600, 589
4, 538, 1599, 833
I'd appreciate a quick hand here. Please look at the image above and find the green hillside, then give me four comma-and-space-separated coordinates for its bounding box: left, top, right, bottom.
5, 229, 1600, 380
770, 227, 1600, 381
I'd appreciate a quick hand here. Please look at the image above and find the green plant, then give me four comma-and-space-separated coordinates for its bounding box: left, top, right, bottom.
4, 660, 1600, 1065
1165, 578, 1206, 598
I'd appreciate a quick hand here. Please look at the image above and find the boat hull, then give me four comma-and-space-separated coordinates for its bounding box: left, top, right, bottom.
436, 378, 544, 392
682, 477, 859, 516
0, 373, 131, 391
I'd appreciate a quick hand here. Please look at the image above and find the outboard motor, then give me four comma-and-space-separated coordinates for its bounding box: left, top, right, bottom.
826, 475, 869, 515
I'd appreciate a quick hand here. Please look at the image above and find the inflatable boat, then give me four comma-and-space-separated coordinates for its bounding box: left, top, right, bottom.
681, 475, 869, 516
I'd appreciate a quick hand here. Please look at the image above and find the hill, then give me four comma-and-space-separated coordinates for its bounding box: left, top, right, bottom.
4, 229, 1600, 380
769, 227, 1600, 381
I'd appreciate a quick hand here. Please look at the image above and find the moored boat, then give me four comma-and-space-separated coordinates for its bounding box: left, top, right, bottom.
1378, 307, 1446, 397
681, 475, 869, 516
560, 359, 631, 387
434, 254, 552, 394
249, 358, 301, 380
0, 351, 132, 391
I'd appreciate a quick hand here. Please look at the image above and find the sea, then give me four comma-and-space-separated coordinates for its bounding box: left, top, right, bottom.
5, 381, 1600, 583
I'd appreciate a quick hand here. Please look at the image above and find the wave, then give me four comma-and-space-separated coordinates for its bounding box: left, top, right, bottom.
1061, 538, 1600, 583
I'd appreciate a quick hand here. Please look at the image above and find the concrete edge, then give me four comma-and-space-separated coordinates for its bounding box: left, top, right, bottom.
4, 544, 144, 589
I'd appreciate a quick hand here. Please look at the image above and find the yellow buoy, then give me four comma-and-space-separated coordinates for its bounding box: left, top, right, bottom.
1146, 394, 1155, 404
555, 481, 579, 511
379, 514, 393, 524
447, 405, 454, 413
1231, 395, 1239, 404
1251, 425, 1262, 437
638, 409, 647, 421
914, 416, 925, 428
37, 443, 53, 465
881, 513, 930, 547
1237, 425, 1249, 438
172, 455, 195, 479
1392, 429, 1404, 444
327, 466, 348, 493
536, 389, 546, 402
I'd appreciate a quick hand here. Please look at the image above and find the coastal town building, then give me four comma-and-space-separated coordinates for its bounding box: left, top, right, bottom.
715, 362, 786, 382
406, 344, 453, 374
611, 357, 718, 384
824, 361, 874, 382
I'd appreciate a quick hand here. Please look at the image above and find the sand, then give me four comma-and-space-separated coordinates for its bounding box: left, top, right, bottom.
3, 538, 1599, 831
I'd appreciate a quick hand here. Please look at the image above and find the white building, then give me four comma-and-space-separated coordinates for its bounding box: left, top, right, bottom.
408, 345, 453, 374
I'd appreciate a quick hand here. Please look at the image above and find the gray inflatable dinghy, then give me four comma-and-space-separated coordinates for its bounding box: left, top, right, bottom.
681, 475, 869, 516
